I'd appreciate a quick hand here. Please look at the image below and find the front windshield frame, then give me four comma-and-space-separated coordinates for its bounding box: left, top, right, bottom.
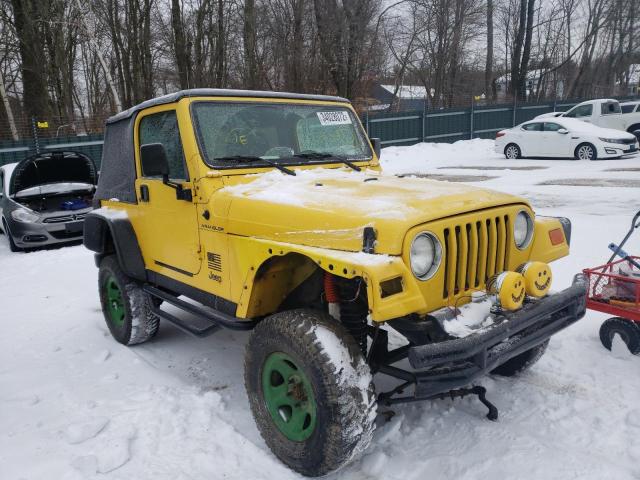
190, 100, 374, 170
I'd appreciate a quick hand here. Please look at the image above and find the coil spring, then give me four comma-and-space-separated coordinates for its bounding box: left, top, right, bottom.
338, 279, 368, 356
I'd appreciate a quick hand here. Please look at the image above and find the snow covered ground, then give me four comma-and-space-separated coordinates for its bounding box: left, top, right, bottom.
2, 139, 640, 480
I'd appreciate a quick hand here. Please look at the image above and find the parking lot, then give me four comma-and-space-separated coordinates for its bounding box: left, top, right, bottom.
1, 139, 639, 480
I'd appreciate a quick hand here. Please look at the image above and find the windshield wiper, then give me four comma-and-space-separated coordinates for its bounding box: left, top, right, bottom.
294, 151, 361, 171
213, 155, 296, 176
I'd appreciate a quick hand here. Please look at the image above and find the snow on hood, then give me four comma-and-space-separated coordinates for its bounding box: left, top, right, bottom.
14, 182, 94, 199
220, 167, 526, 254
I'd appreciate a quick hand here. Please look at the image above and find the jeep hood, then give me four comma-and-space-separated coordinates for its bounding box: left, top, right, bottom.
219, 168, 527, 255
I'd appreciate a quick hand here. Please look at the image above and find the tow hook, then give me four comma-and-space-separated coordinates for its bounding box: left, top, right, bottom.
430, 386, 499, 421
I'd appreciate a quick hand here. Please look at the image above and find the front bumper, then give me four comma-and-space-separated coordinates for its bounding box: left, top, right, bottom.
406, 274, 587, 398
8, 218, 85, 248
600, 143, 638, 158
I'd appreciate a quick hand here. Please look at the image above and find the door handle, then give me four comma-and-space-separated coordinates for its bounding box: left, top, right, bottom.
140, 184, 150, 202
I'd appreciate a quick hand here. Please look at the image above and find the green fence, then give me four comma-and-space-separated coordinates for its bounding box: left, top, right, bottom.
0, 134, 104, 167
1, 95, 638, 167
363, 96, 639, 147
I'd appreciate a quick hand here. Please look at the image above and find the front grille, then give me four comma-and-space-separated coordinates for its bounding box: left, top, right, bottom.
43, 213, 88, 224
442, 214, 511, 298
623, 138, 636, 145
50, 230, 83, 239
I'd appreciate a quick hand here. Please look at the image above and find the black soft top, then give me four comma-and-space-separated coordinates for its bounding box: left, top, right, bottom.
107, 89, 350, 124
95, 89, 350, 205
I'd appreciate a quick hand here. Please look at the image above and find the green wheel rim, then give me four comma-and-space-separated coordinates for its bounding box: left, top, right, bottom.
262, 352, 317, 442
105, 276, 125, 328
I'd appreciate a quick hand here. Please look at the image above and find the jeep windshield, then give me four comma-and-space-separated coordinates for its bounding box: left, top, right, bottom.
191, 102, 373, 169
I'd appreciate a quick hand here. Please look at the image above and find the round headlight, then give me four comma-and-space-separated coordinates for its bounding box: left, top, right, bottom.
11, 208, 39, 223
514, 210, 533, 249
410, 232, 442, 280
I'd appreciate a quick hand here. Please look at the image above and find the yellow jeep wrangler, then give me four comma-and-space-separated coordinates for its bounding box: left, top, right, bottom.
84, 89, 587, 476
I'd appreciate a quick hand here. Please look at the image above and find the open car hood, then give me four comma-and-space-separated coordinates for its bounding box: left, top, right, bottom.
10, 151, 97, 196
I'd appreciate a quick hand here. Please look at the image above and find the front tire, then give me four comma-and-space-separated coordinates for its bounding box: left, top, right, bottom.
2, 219, 22, 252
491, 340, 549, 376
599, 317, 640, 355
504, 143, 521, 159
98, 255, 159, 345
244, 309, 376, 477
575, 143, 597, 160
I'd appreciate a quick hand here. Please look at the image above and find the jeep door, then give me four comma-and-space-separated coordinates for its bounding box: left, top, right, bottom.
134, 107, 202, 276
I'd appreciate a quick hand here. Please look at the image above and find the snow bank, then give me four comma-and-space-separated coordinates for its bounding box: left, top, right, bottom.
380, 138, 496, 174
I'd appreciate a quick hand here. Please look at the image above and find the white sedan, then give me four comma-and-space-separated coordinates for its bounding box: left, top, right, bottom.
494, 117, 638, 160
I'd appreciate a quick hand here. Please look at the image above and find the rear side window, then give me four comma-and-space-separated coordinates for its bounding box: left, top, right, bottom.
544, 122, 562, 131
601, 101, 621, 115
564, 104, 592, 118
522, 122, 543, 131
139, 111, 188, 180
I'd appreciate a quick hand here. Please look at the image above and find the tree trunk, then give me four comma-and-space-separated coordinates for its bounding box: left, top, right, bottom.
0, 74, 19, 140
215, 0, 225, 86
518, 0, 536, 100
10, 0, 50, 118
172, 0, 191, 89
485, 0, 494, 100
243, 0, 259, 89
509, 0, 527, 98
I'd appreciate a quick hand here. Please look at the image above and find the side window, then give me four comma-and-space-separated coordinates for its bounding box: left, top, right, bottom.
601, 101, 621, 115
621, 105, 635, 114
522, 122, 542, 131
544, 122, 562, 132
566, 104, 592, 118
139, 111, 188, 180
0, 171, 4, 197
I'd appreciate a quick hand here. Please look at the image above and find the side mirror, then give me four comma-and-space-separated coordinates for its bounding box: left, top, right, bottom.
140, 143, 192, 202
140, 143, 170, 179
370, 137, 382, 159
557, 128, 569, 134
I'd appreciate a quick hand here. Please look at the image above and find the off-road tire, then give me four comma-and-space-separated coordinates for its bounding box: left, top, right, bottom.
2, 219, 22, 252
98, 255, 159, 345
491, 340, 549, 376
244, 309, 376, 477
575, 143, 597, 160
504, 143, 521, 159
599, 317, 640, 355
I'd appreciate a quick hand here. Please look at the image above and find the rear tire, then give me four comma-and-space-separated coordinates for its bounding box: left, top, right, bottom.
504, 143, 521, 159
599, 317, 640, 355
575, 143, 597, 160
244, 309, 376, 477
2, 219, 22, 252
98, 255, 159, 345
491, 340, 549, 376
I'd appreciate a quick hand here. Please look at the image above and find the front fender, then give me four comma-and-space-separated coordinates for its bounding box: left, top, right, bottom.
530, 216, 570, 264
227, 235, 427, 322
83, 209, 146, 281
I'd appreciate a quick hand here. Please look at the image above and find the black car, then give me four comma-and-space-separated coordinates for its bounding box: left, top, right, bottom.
0, 151, 97, 252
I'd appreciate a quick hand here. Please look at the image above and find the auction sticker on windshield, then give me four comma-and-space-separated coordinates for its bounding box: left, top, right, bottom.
317, 111, 352, 126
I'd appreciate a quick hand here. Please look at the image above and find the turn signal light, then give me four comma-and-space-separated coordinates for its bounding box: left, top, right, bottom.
487, 271, 525, 311
549, 228, 565, 246
517, 262, 552, 297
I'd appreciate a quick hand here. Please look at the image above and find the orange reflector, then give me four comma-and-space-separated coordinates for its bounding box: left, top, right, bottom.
549, 228, 564, 246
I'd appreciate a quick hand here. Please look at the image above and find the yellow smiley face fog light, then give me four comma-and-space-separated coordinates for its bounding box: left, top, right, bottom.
487, 271, 526, 311
517, 261, 552, 297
